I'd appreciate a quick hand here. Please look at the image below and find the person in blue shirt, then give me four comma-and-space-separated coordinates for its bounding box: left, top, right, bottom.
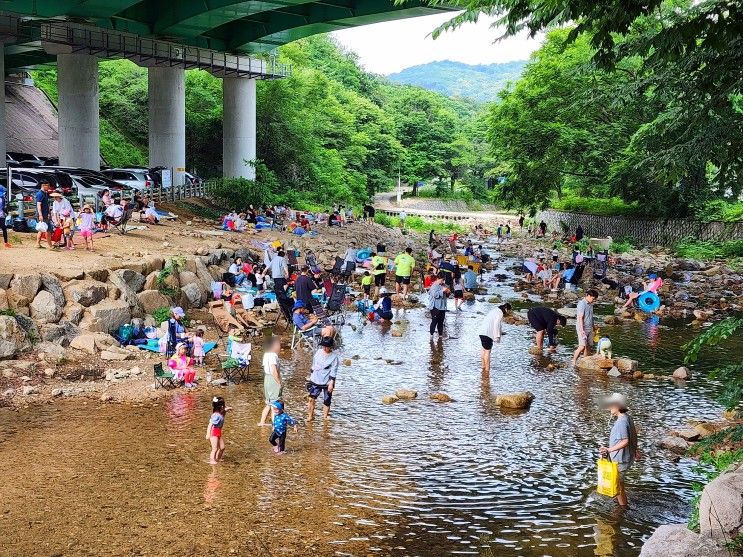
374, 287, 394, 322
34, 182, 53, 249
463, 266, 478, 291
292, 300, 318, 331
269, 400, 298, 454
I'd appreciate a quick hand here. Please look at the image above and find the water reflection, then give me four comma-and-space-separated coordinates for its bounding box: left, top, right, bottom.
0, 261, 739, 556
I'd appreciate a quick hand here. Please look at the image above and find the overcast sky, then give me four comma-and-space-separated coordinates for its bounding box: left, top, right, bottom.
332, 12, 542, 75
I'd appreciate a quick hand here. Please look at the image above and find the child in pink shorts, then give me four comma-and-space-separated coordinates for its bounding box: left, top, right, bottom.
79, 204, 95, 251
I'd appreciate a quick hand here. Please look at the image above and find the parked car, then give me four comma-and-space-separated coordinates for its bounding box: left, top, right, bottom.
40, 166, 130, 197
101, 168, 154, 191
0, 168, 74, 202
6, 152, 45, 167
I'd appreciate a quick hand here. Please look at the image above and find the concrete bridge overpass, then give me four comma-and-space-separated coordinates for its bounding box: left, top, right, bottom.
0, 1, 456, 183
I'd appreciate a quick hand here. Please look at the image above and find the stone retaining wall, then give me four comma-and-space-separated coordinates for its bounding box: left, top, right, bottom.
535, 210, 743, 246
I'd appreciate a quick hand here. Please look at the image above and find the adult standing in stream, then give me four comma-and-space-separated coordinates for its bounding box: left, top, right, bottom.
478, 303, 512, 373
428, 275, 450, 340
600, 393, 639, 508
527, 306, 567, 352
572, 289, 599, 367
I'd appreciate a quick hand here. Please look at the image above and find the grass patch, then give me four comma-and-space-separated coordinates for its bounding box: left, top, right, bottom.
374, 213, 468, 235
675, 238, 743, 261
610, 237, 635, 254
551, 195, 640, 216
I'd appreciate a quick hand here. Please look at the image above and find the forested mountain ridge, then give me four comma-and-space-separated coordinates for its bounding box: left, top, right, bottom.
388, 60, 527, 102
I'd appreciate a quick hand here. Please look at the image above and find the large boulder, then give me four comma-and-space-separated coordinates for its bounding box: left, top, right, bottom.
37, 341, 67, 364
0, 273, 12, 290
50, 268, 84, 281
143, 271, 159, 291
193, 257, 215, 294
0, 289, 8, 310
110, 268, 146, 294
495, 391, 535, 409
40, 321, 80, 346
699, 467, 743, 543
0, 316, 30, 359
10, 273, 41, 301
639, 524, 727, 557
141, 256, 165, 276
63, 303, 84, 325
673, 366, 692, 380
69, 332, 119, 354
87, 300, 132, 334
181, 282, 205, 309
109, 269, 146, 317
64, 280, 108, 307
137, 290, 171, 314
30, 290, 63, 324
41, 273, 65, 308
576, 354, 614, 372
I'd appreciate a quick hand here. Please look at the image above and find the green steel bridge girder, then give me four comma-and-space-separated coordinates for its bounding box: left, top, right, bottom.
3, 1, 457, 63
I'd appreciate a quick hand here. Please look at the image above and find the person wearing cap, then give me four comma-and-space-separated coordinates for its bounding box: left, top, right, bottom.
373, 287, 393, 322
479, 303, 512, 372
307, 336, 339, 420
269, 400, 298, 454
78, 203, 96, 251
572, 289, 599, 367
527, 306, 567, 352
600, 393, 639, 507
35, 182, 54, 249
292, 300, 318, 332
167, 307, 188, 357
622, 273, 664, 308
50, 190, 74, 233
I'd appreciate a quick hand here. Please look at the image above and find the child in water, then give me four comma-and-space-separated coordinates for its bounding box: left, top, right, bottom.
269, 400, 298, 454
361, 271, 372, 301
206, 396, 231, 464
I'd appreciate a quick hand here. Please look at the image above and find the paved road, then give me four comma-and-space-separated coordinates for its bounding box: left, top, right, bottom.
373, 190, 514, 222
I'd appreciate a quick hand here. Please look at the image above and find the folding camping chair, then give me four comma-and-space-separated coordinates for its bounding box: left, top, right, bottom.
275, 295, 296, 330
324, 283, 347, 325
330, 256, 345, 276
305, 250, 321, 274
291, 323, 320, 350
111, 206, 135, 235
153, 362, 177, 389
287, 250, 300, 272
218, 339, 252, 382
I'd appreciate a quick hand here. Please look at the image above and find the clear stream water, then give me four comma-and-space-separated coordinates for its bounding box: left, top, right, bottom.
0, 260, 739, 557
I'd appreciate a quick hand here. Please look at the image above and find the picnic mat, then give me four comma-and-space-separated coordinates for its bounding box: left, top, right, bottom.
72, 232, 111, 246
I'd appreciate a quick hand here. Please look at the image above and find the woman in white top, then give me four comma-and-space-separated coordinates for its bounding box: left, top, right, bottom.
258, 336, 283, 426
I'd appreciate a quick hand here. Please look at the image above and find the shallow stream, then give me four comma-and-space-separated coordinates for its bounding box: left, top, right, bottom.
1, 261, 739, 556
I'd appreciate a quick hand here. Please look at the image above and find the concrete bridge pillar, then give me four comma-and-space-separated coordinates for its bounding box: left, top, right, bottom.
0, 43, 5, 167
57, 53, 100, 170
222, 77, 256, 180
148, 66, 186, 186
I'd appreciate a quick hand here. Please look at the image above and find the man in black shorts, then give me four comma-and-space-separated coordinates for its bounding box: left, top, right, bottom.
527, 306, 567, 352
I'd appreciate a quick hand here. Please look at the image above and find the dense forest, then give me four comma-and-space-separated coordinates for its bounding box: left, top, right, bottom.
33, 36, 488, 209
32, 0, 741, 219
414, 0, 742, 220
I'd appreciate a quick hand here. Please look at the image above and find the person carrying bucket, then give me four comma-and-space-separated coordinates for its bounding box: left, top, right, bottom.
599, 393, 639, 507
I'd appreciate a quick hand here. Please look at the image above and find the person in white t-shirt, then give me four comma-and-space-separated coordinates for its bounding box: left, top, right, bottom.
478, 303, 512, 373
258, 336, 283, 426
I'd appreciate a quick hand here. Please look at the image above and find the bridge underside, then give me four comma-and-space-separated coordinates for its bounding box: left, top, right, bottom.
2, 1, 455, 71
